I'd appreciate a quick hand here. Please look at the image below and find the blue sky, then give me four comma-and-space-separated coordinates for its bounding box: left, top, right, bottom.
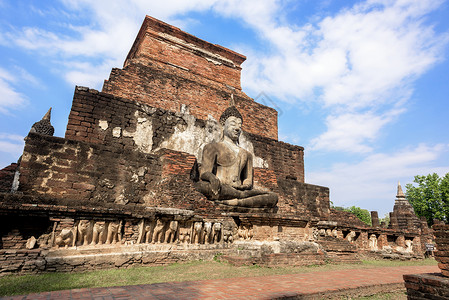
1, 0, 448, 217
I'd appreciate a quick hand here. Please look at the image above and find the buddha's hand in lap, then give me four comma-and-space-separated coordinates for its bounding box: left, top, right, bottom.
232, 182, 252, 190
209, 176, 221, 196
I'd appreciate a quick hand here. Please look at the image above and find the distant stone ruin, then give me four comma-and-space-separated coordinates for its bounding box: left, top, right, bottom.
0, 15, 432, 275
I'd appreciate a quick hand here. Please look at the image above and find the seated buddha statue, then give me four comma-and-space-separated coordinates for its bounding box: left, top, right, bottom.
194, 106, 278, 208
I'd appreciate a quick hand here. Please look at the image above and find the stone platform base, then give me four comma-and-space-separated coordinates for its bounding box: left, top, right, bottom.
317, 237, 361, 264
0, 240, 333, 276
404, 272, 449, 299
0, 244, 234, 275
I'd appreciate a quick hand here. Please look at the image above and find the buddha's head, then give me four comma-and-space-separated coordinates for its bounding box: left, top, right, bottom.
220, 106, 243, 142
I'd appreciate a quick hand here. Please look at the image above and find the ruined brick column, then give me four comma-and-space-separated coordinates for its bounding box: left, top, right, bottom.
370, 211, 380, 227
389, 212, 399, 230
404, 223, 449, 299
433, 224, 449, 277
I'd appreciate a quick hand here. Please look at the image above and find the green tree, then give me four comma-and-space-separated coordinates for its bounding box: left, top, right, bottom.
331, 204, 372, 226
345, 206, 372, 226
379, 213, 390, 227
405, 173, 449, 226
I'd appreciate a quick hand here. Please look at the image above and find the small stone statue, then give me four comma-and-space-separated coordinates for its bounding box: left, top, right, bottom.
77, 220, 91, 246
195, 106, 278, 208
238, 225, 253, 240
331, 228, 338, 238
178, 225, 191, 244
192, 222, 203, 244
137, 219, 153, 244
152, 219, 165, 243
26, 236, 37, 249
223, 229, 233, 243
369, 234, 378, 251
36, 233, 52, 248
91, 221, 106, 245
212, 223, 222, 243
144, 224, 153, 243
165, 220, 178, 243
55, 228, 74, 248
405, 240, 413, 252
106, 221, 121, 244
202, 222, 212, 244
346, 231, 356, 242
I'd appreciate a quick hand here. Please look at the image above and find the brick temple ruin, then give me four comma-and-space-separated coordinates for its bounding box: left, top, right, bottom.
0, 16, 433, 275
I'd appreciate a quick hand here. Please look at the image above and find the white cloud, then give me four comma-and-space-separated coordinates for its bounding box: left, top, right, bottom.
0, 133, 24, 168
308, 143, 449, 215
236, 0, 448, 153
240, 0, 446, 103
2, 0, 447, 151
0, 68, 28, 114
61, 59, 118, 89
0, 133, 24, 156
2, 0, 228, 89
309, 107, 405, 153
12, 66, 41, 87
316, 0, 445, 109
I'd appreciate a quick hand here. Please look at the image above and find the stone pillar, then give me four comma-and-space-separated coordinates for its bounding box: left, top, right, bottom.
390, 212, 399, 229
358, 231, 368, 249
371, 211, 380, 227
377, 234, 387, 249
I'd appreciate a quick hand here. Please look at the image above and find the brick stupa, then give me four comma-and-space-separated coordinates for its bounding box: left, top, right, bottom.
0, 16, 430, 275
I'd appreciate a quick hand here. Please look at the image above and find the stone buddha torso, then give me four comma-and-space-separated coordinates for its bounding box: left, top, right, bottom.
214, 140, 249, 187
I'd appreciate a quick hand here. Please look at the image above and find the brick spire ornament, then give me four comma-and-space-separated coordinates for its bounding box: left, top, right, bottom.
29, 107, 55, 136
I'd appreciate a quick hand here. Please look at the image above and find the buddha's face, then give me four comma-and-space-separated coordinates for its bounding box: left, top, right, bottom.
223, 116, 242, 142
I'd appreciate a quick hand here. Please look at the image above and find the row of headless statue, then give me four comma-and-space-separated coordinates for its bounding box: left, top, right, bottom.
137, 219, 233, 245
50, 219, 253, 248
55, 220, 122, 247
314, 228, 414, 253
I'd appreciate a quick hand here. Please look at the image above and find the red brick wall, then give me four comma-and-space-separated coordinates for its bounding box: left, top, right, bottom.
253, 168, 278, 190
17, 133, 317, 219
277, 180, 330, 219
329, 210, 369, 228
159, 149, 196, 177
102, 63, 278, 140
18, 133, 163, 204
65, 88, 301, 183
250, 133, 304, 183
125, 15, 245, 90
102, 15, 278, 140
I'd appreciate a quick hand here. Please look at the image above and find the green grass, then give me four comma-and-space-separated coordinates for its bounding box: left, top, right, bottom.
0, 258, 437, 297
361, 258, 437, 267
353, 291, 407, 299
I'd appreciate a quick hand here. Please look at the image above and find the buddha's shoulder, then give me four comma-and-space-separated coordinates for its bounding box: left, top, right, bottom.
202, 141, 224, 151
203, 141, 243, 153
